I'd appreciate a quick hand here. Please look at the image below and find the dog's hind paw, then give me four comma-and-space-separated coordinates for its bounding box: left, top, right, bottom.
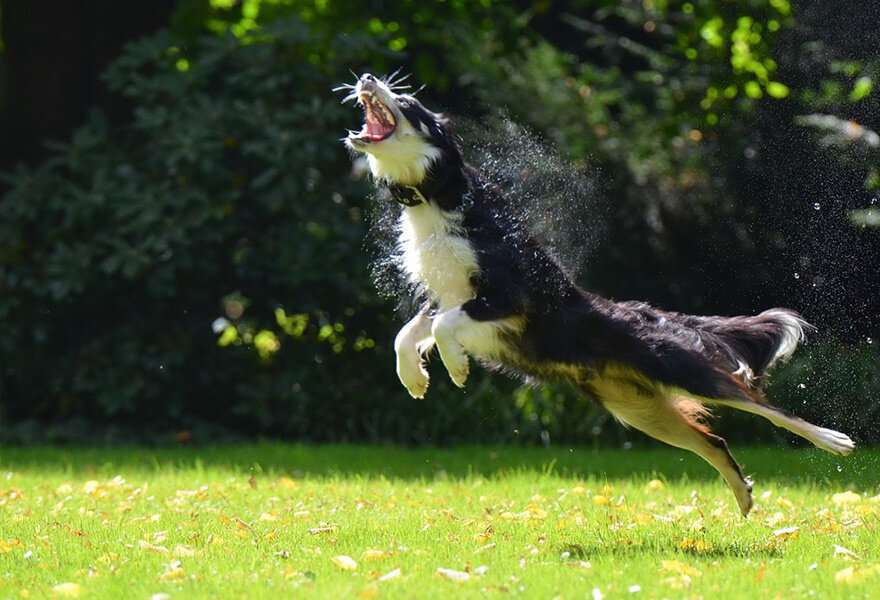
809, 427, 855, 456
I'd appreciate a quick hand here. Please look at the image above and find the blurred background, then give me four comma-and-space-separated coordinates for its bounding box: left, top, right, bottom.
0, 0, 877, 447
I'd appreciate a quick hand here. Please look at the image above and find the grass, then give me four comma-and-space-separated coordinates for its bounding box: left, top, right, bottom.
1, 444, 879, 599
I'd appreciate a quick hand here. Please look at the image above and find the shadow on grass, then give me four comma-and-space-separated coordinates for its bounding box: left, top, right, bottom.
558, 539, 784, 560
0, 443, 877, 489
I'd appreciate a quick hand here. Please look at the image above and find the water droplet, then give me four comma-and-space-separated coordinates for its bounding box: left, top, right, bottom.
868, 337, 874, 345
797, 383, 807, 389
813, 202, 821, 210
836, 465, 843, 472
794, 272, 800, 279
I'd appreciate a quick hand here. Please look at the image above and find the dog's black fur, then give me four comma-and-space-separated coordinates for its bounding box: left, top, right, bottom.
341, 72, 854, 516
384, 100, 788, 402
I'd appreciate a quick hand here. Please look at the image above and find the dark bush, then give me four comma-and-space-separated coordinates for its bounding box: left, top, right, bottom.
1, 3, 878, 445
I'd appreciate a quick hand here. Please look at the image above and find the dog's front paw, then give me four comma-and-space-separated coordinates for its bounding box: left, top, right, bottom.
397, 354, 430, 399
438, 345, 469, 388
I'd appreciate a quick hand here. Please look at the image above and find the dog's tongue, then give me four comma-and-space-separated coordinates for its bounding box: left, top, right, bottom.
367, 118, 388, 140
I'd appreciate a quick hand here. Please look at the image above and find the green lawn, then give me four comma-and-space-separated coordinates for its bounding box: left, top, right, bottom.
1, 444, 878, 599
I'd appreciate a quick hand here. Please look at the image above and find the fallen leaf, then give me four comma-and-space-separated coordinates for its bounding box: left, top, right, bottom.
51, 583, 81, 598
473, 539, 495, 554
138, 541, 169, 554
436, 567, 470, 582
332, 555, 358, 571
159, 568, 184, 582
362, 549, 392, 561
834, 544, 860, 561
645, 480, 664, 492
834, 564, 880, 585
772, 526, 799, 541
592, 495, 610, 506
474, 565, 489, 576
832, 491, 861, 506
309, 526, 337, 535
378, 568, 401, 581
661, 560, 702, 578
172, 544, 196, 558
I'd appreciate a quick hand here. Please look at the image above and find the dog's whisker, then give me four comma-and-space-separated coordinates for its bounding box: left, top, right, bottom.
384, 67, 403, 84
388, 73, 412, 88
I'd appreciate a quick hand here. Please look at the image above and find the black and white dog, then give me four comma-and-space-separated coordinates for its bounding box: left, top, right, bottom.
339, 72, 854, 516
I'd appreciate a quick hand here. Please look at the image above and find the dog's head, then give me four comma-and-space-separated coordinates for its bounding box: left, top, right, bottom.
337, 72, 457, 185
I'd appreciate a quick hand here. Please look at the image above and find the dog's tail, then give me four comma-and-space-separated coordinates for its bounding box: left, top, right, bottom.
697, 309, 813, 386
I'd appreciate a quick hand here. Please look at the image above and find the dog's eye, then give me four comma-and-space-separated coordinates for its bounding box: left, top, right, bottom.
398, 99, 410, 108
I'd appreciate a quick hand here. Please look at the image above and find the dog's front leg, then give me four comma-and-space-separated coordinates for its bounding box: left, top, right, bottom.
432, 299, 518, 388
394, 311, 434, 398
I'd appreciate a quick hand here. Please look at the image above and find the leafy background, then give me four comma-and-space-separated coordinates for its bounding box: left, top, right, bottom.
0, 0, 877, 446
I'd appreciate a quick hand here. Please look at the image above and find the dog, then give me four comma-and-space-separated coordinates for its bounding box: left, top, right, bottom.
337, 72, 854, 516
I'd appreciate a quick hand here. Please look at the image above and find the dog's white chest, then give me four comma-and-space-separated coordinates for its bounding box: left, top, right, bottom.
398, 204, 477, 311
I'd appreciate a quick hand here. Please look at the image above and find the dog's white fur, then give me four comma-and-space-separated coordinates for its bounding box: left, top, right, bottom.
399, 204, 477, 312
347, 76, 518, 396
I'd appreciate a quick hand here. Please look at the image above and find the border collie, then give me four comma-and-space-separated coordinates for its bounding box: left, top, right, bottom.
337, 72, 854, 516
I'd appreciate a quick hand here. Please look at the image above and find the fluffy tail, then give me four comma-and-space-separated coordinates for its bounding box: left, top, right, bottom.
698, 309, 813, 385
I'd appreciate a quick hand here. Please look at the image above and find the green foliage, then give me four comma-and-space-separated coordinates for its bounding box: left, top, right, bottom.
1, 1, 878, 443
0, 19, 398, 435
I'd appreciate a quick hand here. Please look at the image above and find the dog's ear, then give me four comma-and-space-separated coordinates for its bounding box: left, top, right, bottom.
399, 98, 461, 159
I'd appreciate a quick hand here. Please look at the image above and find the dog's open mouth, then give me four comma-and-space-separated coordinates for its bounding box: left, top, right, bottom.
357, 91, 397, 142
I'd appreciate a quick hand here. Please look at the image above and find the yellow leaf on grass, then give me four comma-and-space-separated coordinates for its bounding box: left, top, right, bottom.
833, 544, 860, 560
332, 555, 358, 570
646, 479, 665, 492
835, 567, 857, 584
51, 583, 81, 597
277, 477, 298, 489
378, 568, 401, 581
592, 495, 610, 506
0, 540, 18, 554
679, 538, 712, 553
835, 565, 880, 585
661, 560, 702, 578
172, 544, 196, 558
436, 567, 470, 582
259, 512, 278, 522
832, 491, 861, 506
139, 541, 169, 554
772, 526, 799, 540
362, 549, 392, 561
159, 568, 185, 582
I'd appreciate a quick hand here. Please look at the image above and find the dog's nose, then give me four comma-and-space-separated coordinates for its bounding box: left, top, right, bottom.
360, 73, 376, 82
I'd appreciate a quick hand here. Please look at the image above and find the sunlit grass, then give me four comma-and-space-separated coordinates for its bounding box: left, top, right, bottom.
1, 444, 878, 598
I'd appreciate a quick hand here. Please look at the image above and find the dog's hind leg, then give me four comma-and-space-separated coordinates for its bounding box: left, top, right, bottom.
594, 376, 754, 516
706, 398, 854, 456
